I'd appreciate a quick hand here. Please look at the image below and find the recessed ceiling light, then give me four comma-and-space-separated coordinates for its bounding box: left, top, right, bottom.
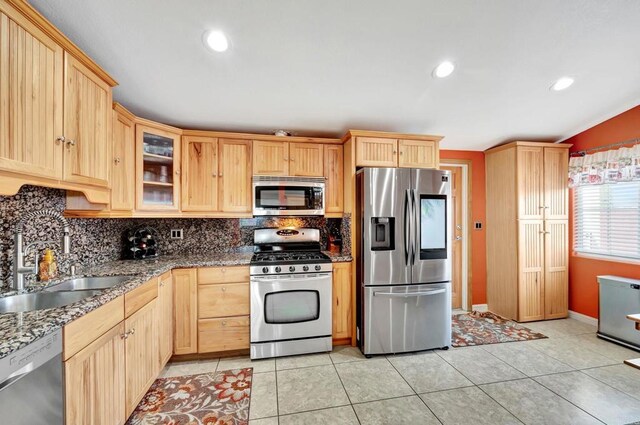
433, 61, 455, 78
203, 30, 229, 52
551, 77, 574, 91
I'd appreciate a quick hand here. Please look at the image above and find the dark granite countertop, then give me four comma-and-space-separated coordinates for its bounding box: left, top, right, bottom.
0, 251, 352, 359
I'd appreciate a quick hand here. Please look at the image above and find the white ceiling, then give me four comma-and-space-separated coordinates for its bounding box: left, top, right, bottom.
29, 0, 640, 150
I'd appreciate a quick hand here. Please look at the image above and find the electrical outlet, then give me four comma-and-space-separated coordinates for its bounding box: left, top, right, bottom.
170, 229, 184, 240
474, 222, 483, 230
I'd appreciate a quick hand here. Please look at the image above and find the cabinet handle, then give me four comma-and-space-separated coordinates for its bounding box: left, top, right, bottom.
159, 281, 164, 287
56, 136, 65, 145
114, 157, 121, 164
129, 328, 136, 335
66, 139, 76, 147
539, 231, 550, 234
539, 206, 549, 209
120, 333, 128, 339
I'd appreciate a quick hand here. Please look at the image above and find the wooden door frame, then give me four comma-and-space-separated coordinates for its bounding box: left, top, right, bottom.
441, 159, 473, 311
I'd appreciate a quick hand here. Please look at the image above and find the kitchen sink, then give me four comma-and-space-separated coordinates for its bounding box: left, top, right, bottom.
44, 275, 133, 292
0, 290, 103, 314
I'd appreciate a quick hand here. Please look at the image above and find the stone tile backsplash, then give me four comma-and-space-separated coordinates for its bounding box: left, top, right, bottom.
0, 185, 350, 289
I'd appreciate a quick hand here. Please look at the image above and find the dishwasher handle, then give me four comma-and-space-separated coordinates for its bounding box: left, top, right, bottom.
374, 289, 446, 297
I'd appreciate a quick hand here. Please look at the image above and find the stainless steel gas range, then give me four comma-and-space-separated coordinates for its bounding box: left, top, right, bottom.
250, 228, 333, 359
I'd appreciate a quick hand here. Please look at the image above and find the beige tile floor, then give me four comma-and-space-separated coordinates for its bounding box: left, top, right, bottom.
159, 318, 640, 425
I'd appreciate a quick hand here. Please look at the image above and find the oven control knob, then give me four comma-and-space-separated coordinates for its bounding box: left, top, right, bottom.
289, 266, 295, 272
275, 266, 281, 273
315, 265, 321, 271
262, 267, 269, 274
303, 265, 309, 272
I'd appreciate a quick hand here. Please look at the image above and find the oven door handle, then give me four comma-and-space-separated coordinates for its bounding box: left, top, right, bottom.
373, 289, 446, 297
251, 273, 332, 282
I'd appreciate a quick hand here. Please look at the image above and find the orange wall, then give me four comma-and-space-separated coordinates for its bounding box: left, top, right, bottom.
565, 105, 640, 318
440, 150, 487, 305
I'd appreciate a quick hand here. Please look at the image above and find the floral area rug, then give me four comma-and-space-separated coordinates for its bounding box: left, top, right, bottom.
126, 368, 252, 425
452, 311, 547, 347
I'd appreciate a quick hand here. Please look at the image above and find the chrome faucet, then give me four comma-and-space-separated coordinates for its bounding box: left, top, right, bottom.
13, 209, 71, 291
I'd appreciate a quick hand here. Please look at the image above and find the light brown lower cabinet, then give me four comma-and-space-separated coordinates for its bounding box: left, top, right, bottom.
64, 322, 126, 425
125, 299, 159, 417
332, 262, 352, 342
198, 316, 250, 353
158, 271, 174, 367
173, 268, 198, 355
63, 276, 173, 425
197, 266, 251, 354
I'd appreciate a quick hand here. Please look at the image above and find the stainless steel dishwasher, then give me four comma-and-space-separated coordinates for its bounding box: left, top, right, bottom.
0, 329, 63, 424
598, 275, 640, 350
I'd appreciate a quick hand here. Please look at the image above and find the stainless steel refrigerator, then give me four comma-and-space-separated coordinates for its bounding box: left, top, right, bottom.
356, 167, 452, 356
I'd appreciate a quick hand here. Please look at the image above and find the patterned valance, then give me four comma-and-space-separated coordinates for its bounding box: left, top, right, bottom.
568, 145, 640, 187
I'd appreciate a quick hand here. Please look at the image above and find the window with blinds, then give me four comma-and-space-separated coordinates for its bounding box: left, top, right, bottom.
573, 181, 640, 260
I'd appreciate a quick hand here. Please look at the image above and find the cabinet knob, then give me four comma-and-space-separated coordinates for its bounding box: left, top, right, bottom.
120, 333, 128, 339
56, 136, 65, 145
66, 139, 76, 147
175, 170, 181, 175
114, 157, 121, 164
219, 172, 223, 177
222, 321, 227, 326
290, 158, 295, 162
221, 268, 226, 273
393, 150, 397, 154
129, 328, 136, 335
221, 287, 226, 292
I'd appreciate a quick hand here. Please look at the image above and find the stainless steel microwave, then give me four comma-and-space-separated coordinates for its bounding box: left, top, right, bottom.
252, 176, 325, 216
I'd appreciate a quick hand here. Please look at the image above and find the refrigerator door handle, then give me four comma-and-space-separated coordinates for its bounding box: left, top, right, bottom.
404, 189, 411, 265
410, 189, 417, 265
373, 289, 446, 297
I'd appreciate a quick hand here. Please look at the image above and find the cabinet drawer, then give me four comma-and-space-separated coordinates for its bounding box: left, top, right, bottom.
198, 316, 250, 353
198, 266, 249, 284
63, 296, 124, 360
125, 277, 158, 318
198, 282, 249, 318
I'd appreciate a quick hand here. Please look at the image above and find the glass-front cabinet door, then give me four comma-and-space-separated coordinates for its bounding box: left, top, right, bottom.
136, 123, 181, 210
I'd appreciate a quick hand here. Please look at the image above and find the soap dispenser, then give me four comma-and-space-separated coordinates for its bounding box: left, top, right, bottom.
38, 249, 58, 281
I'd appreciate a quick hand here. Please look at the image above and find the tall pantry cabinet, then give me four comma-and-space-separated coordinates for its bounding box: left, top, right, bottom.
485, 141, 571, 322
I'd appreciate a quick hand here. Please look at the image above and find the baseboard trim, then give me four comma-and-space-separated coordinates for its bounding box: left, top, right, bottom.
472, 304, 488, 312
568, 310, 598, 327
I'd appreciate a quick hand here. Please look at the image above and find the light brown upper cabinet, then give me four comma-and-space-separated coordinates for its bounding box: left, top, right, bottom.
398, 139, 439, 169
356, 137, 398, 167
219, 139, 252, 213
136, 121, 181, 211
289, 143, 324, 176
182, 136, 218, 211
253, 140, 289, 176
63, 53, 112, 188
485, 141, 571, 322
0, 5, 64, 180
353, 132, 441, 169
324, 144, 344, 214
253, 140, 324, 177
110, 104, 135, 211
